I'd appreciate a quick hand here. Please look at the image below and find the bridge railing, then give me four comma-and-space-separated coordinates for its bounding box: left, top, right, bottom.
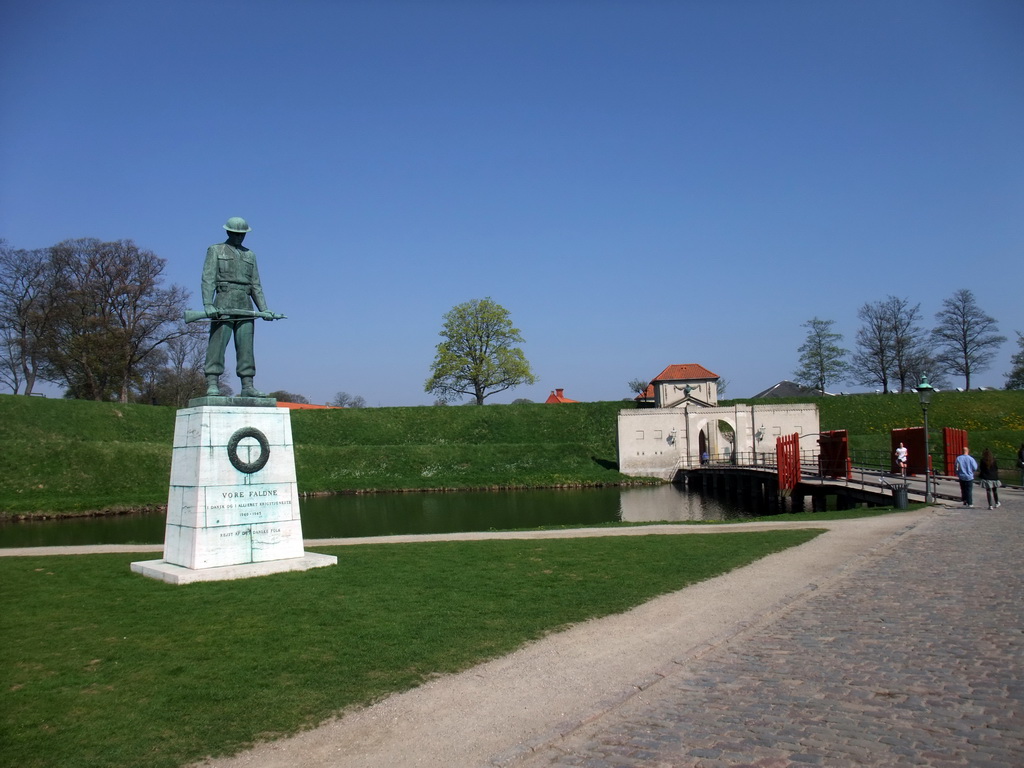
706, 448, 942, 481
683, 450, 822, 471
849, 449, 901, 473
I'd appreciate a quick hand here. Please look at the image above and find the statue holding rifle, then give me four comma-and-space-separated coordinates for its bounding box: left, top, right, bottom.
192, 217, 285, 398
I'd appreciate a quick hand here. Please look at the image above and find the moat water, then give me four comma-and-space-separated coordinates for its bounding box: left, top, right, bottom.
0, 485, 748, 548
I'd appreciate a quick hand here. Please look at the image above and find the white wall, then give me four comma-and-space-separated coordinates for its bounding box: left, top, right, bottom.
617, 402, 820, 480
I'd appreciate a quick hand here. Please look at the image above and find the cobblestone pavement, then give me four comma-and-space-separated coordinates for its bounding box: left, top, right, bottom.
515, 503, 1024, 768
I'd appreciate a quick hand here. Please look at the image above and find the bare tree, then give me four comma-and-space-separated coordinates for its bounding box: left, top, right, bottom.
931, 289, 1006, 390
794, 317, 850, 395
137, 325, 207, 406
38, 239, 190, 401
269, 390, 310, 404
331, 391, 366, 408
627, 378, 649, 395
132, 347, 171, 405
888, 297, 932, 392
0, 326, 22, 394
0, 242, 58, 394
852, 296, 931, 393
852, 299, 894, 393
1004, 332, 1024, 390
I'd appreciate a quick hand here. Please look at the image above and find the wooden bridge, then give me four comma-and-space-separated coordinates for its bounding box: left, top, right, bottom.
677, 457, 1019, 514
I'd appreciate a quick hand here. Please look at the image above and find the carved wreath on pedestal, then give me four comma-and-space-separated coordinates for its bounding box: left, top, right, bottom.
227, 427, 271, 474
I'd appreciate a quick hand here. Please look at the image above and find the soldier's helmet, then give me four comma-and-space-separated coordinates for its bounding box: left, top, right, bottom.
223, 217, 251, 233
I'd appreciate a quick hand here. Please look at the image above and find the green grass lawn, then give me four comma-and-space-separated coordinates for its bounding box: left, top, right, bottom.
1, 530, 821, 768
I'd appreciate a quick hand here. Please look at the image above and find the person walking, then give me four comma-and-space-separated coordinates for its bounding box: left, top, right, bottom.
954, 446, 979, 508
978, 449, 1001, 509
895, 442, 908, 477
1018, 442, 1024, 487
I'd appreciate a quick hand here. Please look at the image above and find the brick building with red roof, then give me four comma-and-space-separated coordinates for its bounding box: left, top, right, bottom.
634, 363, 720, 408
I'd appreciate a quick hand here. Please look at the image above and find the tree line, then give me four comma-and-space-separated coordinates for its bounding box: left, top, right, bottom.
0, 238, 376, 406
9, 237, 1014, 406
1, 238, 532, 407
0, 238, 208, 404
795, 290, 1021, 394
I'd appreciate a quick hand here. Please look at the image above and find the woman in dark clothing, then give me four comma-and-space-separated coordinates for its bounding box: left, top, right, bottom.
979, 449, 1000, 509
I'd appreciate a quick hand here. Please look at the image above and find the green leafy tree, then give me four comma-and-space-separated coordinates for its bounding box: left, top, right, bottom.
931, 289, 1006, 390
1005, 332, 1024, 390
425, 297, 537, 405
794, 317, 850, 395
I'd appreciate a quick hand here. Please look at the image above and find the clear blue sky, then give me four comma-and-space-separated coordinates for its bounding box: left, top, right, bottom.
2, 0, 1021, 404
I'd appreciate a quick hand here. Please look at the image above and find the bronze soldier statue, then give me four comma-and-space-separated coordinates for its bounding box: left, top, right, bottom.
201, 217, 282, 397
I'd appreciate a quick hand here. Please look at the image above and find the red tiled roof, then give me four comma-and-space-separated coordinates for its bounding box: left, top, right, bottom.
545, 388, 580, 404
652, 364, 719, 382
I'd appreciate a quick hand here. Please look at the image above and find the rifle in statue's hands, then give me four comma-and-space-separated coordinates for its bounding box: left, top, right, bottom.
184, 309, 288, 323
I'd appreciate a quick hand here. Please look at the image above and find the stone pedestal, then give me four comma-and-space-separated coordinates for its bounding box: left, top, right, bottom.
131, 402, 336, 584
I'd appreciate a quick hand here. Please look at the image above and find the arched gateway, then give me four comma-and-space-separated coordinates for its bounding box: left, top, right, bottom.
617, 364, 820, 480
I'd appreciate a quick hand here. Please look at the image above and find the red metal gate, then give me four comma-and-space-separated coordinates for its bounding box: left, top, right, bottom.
777, 433, 801, 494
818, 429, 850, 479
943, 428, 968, 476
891, 427, 927, 476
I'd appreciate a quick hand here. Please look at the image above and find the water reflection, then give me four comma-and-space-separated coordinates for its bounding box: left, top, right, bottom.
299, 488, 621, 539
0, 485, 746, 548
619, 484, 743, 523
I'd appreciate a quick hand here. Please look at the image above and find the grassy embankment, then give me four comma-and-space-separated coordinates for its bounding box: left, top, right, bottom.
739, 389, 1024, 459
1, 389, 1021, 516
0, 395, 634, 515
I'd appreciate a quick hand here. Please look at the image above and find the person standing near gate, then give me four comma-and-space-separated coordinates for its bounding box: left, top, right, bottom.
201, 217, 281, 398
954, 446, 979, 508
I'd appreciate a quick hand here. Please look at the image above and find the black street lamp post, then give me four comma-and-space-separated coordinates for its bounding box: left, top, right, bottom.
915, 375, 935, 504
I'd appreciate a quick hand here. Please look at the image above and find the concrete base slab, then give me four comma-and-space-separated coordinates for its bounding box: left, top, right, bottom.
130, 552, 337, 585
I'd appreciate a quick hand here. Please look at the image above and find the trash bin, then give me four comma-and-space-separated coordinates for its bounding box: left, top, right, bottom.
891, 483, 908, 509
